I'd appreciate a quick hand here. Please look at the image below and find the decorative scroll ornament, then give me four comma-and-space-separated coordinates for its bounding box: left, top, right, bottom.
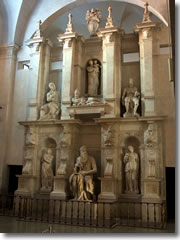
86, 8, 102, 36
104, 126, 113, 147
142, 1, 152, 23
105, 6, 114, 28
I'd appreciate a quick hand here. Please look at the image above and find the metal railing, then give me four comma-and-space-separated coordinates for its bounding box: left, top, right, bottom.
0, 194, 167, 229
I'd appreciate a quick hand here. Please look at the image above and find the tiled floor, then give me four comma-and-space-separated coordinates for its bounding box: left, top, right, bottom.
0, 216, 175, 233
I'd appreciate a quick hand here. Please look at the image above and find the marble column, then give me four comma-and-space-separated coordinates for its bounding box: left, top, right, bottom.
97, 27, 124, 117
135, 22, 161, 116
0, 44, 19, 192
57, 32, 79, 120
26, 37, 52, 120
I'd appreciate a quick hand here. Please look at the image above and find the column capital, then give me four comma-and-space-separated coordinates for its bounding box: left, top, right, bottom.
0, 43, 20, 58
26, 36, 46, 52
134, 21, 161, 33
97, 27, 124, 44
57, 32, 78, 48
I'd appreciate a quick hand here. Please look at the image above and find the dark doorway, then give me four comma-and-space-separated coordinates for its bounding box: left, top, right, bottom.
8, 165, 22, 194
166, 167, 175, 220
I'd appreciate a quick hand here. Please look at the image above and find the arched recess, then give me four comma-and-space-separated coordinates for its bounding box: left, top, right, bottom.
14, 0, 39, 46
41, 0, 168, 31
14, 0, 168, 46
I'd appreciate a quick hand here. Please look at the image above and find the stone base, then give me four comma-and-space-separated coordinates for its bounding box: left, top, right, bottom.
119, 193, 141, 202
123, 112, 140, 118
15, 175, 37, 197
67, 104, 107, 118
98, 177, 117, 202
143, 179, 161, 198
50, 176, 69, 200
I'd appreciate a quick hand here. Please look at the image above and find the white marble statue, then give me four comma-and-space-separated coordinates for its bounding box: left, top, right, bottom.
86, 8, 102, 36
69, 146, 97, 201
41, 148, 54, 191
72, 89, 81, 106
39, 82, 60, 120
123, 145, 139, 193
122, 78, 140, 117
144, 123, 157, 147
87, 60, 100, 96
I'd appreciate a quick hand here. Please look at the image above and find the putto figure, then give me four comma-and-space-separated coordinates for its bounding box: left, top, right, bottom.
123, 145, 139, 193
69, 146, 97, 201
122, 78, 140, 118
86, 8, 102, 36
39, 82, 60, 120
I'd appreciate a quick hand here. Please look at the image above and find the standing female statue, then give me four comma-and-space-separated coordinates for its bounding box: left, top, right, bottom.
123, 145, 139, 193
41, 148, 54, 191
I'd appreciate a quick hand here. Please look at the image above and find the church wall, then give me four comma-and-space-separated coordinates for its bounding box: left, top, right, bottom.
6, 69, 30, 166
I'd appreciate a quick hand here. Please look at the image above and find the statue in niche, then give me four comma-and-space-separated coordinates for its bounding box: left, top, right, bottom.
104, 126, 113, 147
87, 60, 101, 96
123, 145, 139, 193
86, 8, 102, 36
41, 148, 54, 191
122, 78, 140, 118
26, 127, 36, 145
39, 82, 60, 120
144, 123, 157, 147
69, 146, 97, 201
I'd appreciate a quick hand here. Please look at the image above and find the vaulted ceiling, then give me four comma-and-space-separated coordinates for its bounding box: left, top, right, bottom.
0, 0, 168, 46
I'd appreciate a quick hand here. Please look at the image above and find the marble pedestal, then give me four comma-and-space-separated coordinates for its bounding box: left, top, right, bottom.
15, 175, 37, 197
50, 176, 69, 200
98, 177, 117, 202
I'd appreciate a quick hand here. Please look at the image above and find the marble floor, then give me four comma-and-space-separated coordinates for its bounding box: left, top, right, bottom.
0, 216, 175, 234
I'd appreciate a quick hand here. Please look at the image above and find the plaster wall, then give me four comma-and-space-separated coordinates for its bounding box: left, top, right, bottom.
6, 69, 29, 166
